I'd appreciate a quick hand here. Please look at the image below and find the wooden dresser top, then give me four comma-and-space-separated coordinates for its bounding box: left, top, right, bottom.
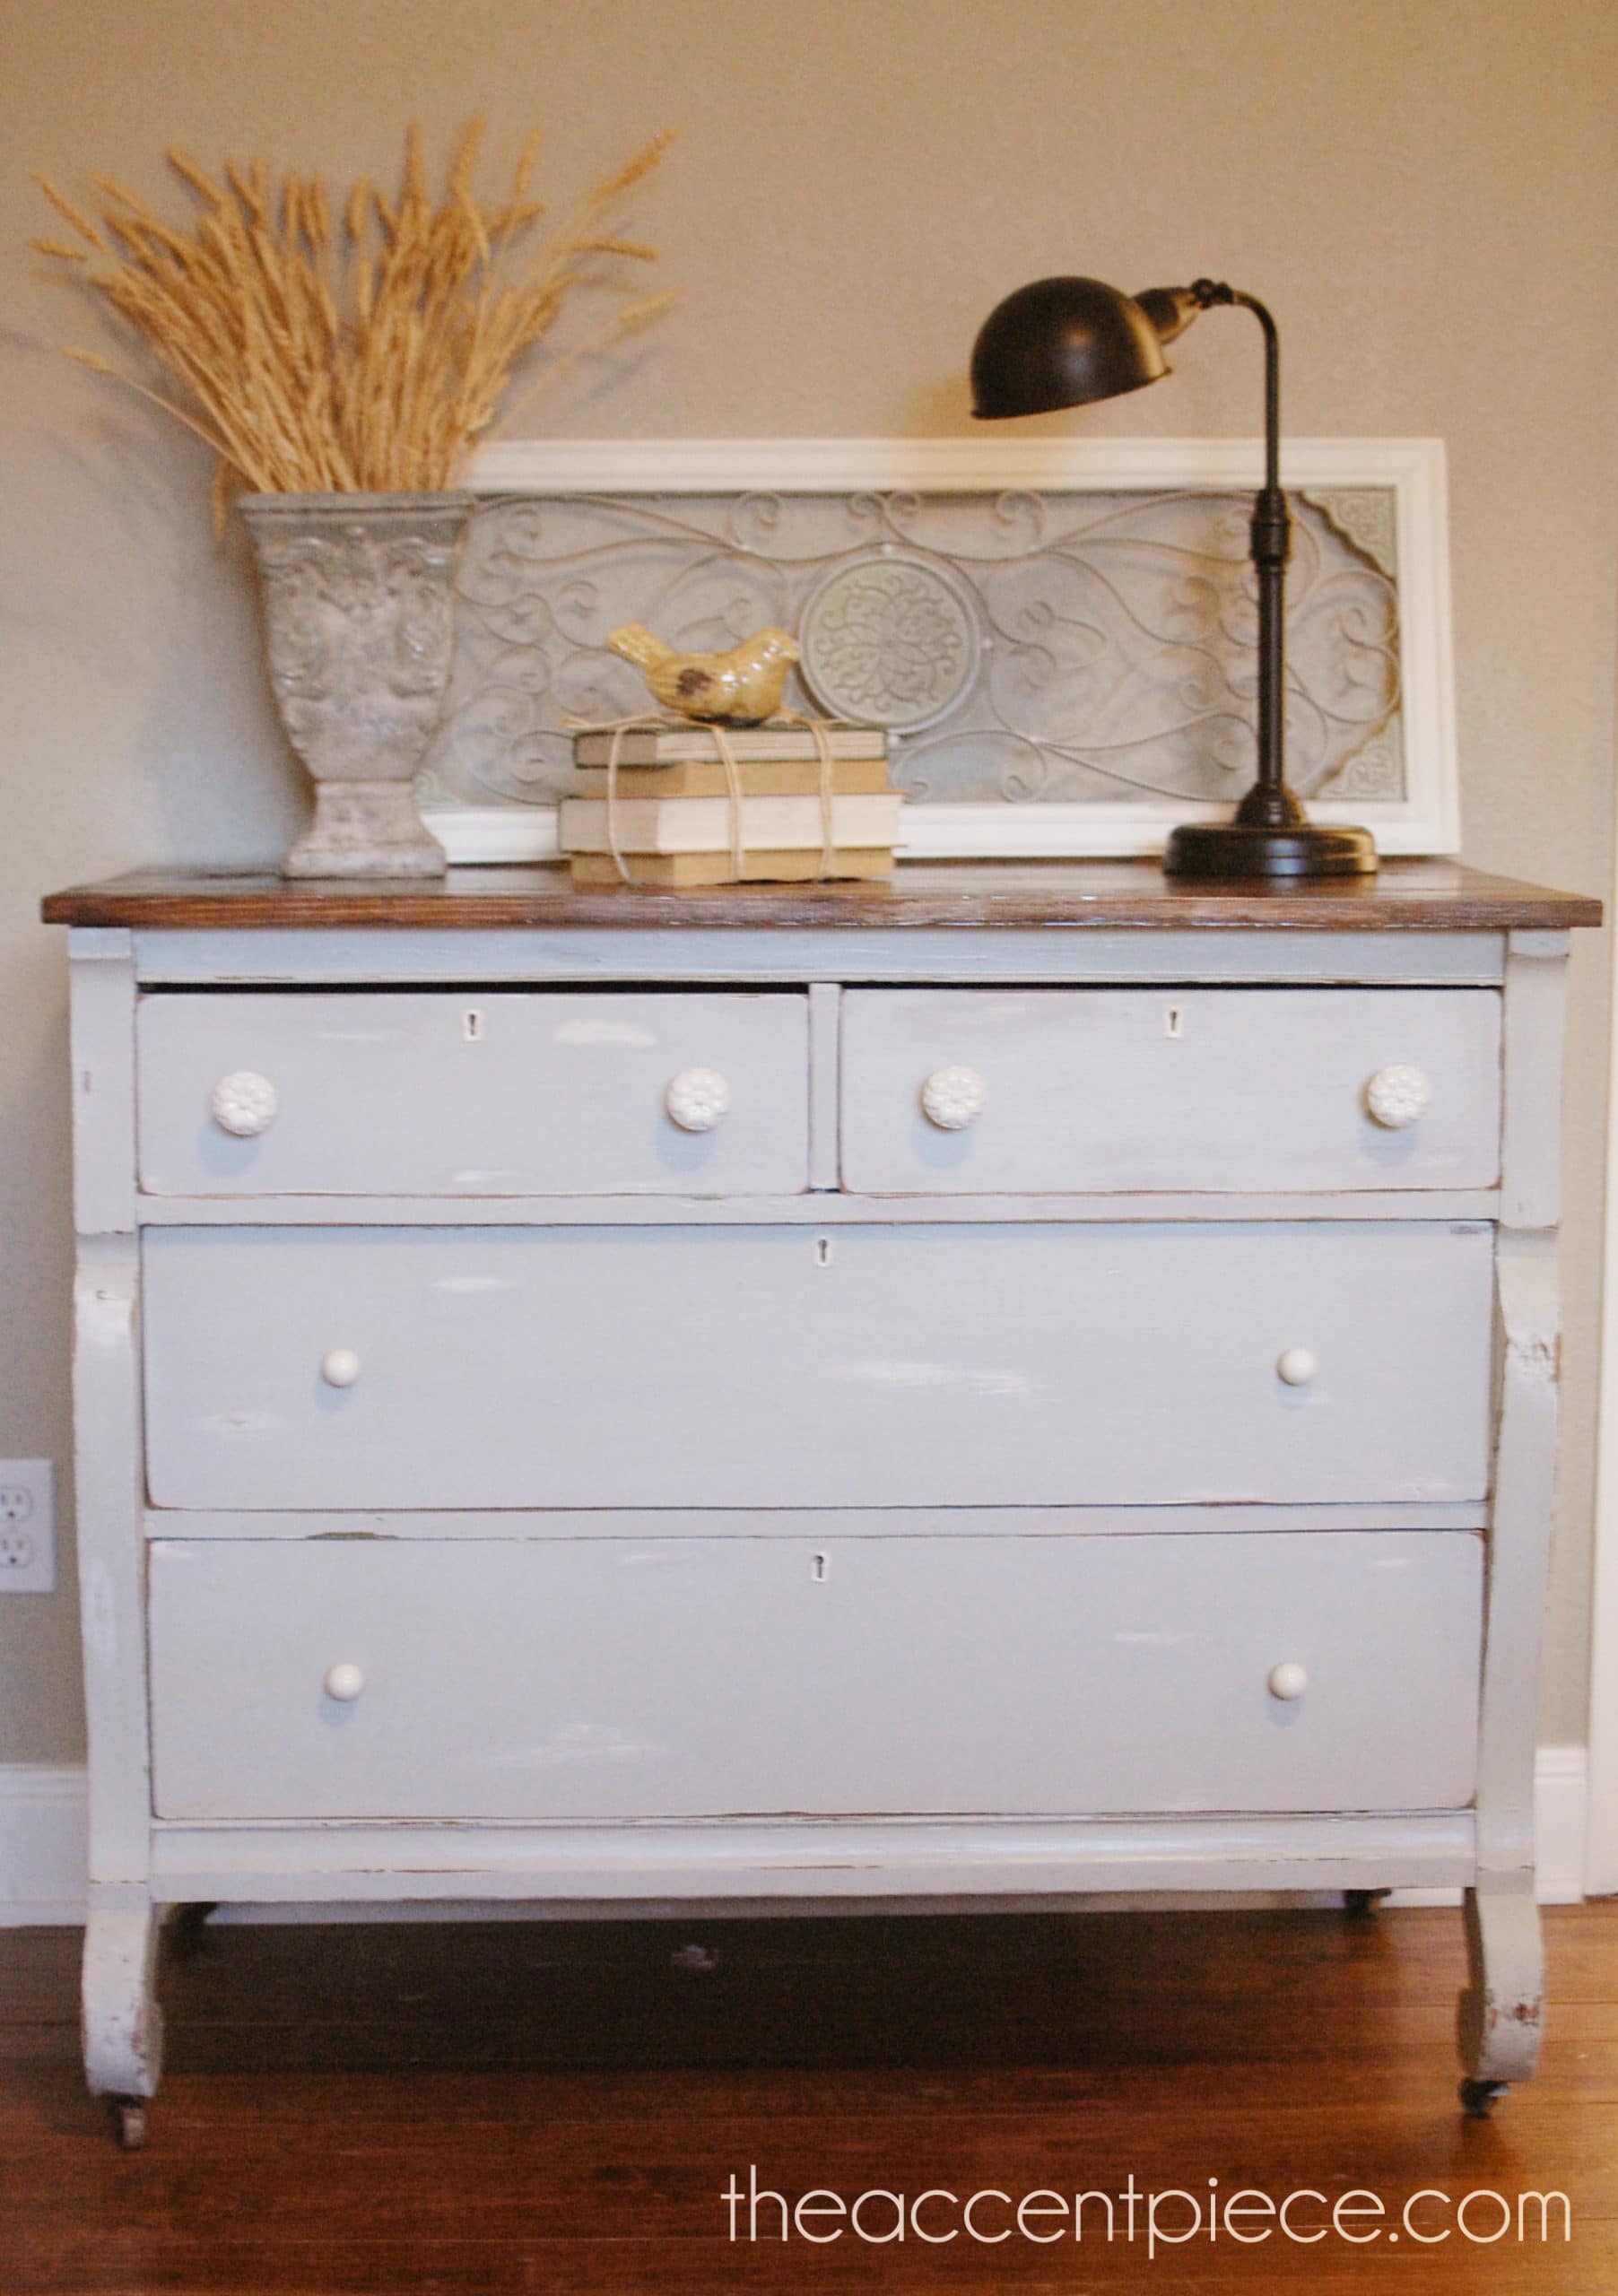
41, 859, 1602, 935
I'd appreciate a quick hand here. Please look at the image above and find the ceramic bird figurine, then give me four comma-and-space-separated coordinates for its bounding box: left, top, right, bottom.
607, 622, 799, 726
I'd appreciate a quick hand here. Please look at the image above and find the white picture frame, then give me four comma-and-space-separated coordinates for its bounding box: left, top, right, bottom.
428, 436, 1458, 863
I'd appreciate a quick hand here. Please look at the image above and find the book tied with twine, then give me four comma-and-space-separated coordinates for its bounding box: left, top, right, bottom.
561, 718, 900, 887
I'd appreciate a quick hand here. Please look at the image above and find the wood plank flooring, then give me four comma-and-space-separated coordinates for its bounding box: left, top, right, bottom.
4, 1902, 1615, 2292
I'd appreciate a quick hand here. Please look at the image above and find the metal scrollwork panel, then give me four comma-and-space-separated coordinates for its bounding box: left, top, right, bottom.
419, 485, 1403, 813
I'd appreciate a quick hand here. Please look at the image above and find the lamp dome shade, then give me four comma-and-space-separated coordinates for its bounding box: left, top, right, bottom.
970, 276, 1169, 419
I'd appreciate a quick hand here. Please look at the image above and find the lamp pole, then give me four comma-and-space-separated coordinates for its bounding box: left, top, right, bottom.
1187, 281, 1305, 833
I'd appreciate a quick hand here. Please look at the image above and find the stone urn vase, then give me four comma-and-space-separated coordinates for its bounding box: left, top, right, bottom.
239, 491, 473, 878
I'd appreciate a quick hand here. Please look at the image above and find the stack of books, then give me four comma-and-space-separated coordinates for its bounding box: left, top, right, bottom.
560, 724, 900, 886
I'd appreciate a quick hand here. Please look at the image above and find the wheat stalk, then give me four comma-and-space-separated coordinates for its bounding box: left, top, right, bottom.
32, 123, 676, 527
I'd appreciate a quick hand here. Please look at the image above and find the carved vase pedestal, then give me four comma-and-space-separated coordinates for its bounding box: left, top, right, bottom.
240, 492, 472, 879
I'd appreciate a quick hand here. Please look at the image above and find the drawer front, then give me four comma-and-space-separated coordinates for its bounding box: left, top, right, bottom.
148, 1532, 1482, 1821
143, 1222, 1494, 1509
136, 990, 809, 1196
840, 987, 1501, 1193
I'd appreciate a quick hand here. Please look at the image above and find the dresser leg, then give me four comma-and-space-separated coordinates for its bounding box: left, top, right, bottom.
1456, 1870, 1543, 2101
83, 1904, 165, 2114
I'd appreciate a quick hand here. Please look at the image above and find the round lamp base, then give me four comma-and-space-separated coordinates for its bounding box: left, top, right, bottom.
1162, 821, 1378, 880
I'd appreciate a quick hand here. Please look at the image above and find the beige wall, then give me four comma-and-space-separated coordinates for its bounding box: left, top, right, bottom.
1, 0, 1613, 1761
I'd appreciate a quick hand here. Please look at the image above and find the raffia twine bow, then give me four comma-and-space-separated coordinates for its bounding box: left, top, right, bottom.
563, 709, 849, 885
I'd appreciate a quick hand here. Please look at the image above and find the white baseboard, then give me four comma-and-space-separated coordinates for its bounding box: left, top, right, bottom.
1531, 1744, 1591, 1903
0, 1748, 1590, 1925
0, 1766, 88, 1923
1384, 1746, 1589, 1909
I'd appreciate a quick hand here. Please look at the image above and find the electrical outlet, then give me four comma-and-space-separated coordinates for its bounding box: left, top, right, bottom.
0, 1463, 54, 1592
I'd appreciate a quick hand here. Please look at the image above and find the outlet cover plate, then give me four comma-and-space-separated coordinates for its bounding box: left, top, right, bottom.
0, 1463, 55, 1592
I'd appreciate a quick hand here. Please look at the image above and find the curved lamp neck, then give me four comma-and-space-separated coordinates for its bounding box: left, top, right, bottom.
1181, 280, 1282, 493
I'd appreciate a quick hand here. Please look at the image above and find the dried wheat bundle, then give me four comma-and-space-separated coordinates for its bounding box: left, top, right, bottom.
32, 122, 676, 526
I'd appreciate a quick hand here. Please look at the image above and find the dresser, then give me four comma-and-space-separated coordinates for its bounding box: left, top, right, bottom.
42, 859, 1601, 2144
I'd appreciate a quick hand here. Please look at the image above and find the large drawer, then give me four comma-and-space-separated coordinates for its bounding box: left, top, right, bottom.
147, 1532, 1483, 1822
143, 1222, 1494, 1509
840, 987, 1501, 1194
136, 990, 809, 1196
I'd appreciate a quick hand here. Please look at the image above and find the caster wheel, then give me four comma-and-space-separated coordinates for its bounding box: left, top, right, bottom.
110, 2097, 149, 2150
1459, 2078, 1509, 2119
1344, 1889, 1392, 1917
169, 1901, 217, 1960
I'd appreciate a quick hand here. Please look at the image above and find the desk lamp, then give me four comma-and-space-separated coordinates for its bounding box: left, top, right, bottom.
970, 276, 1376, 877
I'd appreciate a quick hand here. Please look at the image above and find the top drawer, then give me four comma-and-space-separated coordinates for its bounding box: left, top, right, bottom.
840, 987, 1501, 1195
136, 990, 809, 1196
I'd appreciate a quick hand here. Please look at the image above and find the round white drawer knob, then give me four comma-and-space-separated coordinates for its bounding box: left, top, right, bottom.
320, 1347, 362, 1389
665, 1067, 730, 1133
209, 1070, 278, 1137
1365, 1064, 1431, 1128
1276, 1346, 1318, 1388
921, 1065, 988, 1131
323, 1662, 366, 1702
1268, 1661, 1309, 1702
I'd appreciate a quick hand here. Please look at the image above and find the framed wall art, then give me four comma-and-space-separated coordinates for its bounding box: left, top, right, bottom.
422, 437, 1458, 861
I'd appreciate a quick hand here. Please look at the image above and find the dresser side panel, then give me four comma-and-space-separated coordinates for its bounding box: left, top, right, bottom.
69, 929, 136, 1239
1500, 931, 1570, 1230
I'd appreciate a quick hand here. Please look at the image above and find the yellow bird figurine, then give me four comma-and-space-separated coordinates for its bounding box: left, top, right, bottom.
606, 622, 799, 726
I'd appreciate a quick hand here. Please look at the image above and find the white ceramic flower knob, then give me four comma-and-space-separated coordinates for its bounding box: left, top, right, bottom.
210, 1070, 278, 1137
665, 1068, 730, 1133
323, 1662, 366, 1702
1276, 1346, 1318, 1387
921, 1065, 988, 1131
1267, 1661, 1309, 1702
1365, 1064, 1431, 1128
320, 1347, 362, 1389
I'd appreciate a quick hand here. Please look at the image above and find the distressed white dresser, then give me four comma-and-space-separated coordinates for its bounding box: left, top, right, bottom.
43, 859, 1601, 2143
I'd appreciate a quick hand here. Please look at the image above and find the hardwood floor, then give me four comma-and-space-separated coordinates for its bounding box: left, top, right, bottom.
3, 1901, 1614, 2292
